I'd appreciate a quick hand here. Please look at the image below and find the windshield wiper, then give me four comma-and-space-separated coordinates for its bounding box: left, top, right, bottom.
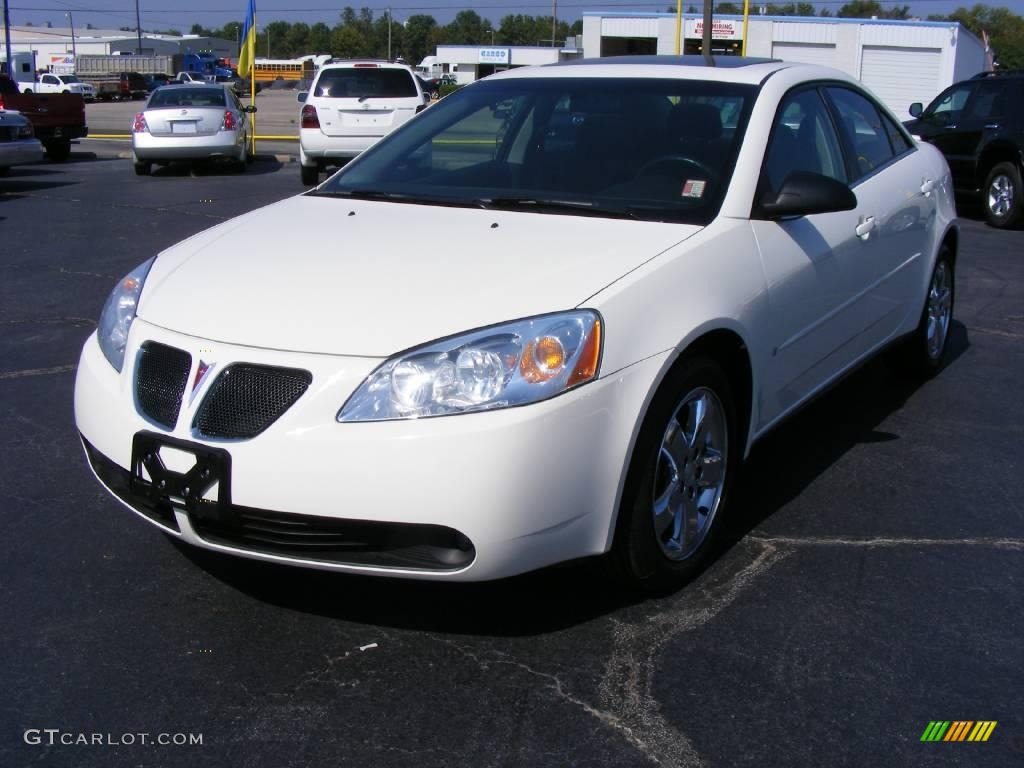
474, 197, 633, 219
310, 188, 484, 209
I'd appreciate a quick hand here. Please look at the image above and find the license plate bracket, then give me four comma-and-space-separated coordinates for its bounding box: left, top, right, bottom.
130, 431, 232, 523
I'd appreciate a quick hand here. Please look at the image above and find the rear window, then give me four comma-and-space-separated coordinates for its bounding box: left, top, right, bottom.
148, 88, 226, 108
314, 68, 417, 99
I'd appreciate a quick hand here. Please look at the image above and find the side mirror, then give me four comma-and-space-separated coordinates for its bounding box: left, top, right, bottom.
759, 172, 857, 219
297, 91, 308, 103
243, 105, 257, 114
909, 102, 923, 118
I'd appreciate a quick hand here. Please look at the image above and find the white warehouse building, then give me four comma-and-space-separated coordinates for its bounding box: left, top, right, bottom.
581, 12, 987, 119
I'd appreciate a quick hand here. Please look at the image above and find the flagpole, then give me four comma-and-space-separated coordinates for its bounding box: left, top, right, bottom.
250, 14, 256, 156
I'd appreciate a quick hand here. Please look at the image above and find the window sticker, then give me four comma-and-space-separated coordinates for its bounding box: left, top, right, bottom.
681, 179, 706, 198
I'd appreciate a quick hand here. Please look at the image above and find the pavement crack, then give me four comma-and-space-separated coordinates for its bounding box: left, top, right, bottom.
432, 539, 788, 768
596, 539, 790, 768
748, 535, 1024, 550
0, 364, 78, 381
0, 317, 97, 328
58, 266, 118, 280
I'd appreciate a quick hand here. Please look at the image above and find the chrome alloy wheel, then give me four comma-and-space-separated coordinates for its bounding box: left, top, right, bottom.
651, 387, 727, 561
988, 174, 1015, 218
926, 261, 953, 360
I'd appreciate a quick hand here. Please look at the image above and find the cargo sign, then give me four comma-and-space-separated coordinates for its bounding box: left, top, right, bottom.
686, 19, 741, 39
478, 48, 511, 65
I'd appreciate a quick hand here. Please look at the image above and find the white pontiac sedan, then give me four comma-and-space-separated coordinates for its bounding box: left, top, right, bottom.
75, 57, 957, 590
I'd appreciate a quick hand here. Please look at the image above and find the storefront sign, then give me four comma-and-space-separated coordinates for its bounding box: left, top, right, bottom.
685, 19, 741, 39
479, 48, 511, 65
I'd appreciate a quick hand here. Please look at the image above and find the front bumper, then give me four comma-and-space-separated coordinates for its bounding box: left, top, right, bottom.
0, 139, 44, 167
132, 130, 243, 161
74, 320, 665, 581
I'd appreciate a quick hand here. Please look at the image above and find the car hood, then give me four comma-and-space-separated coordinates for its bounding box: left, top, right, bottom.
139, 194, 700, 357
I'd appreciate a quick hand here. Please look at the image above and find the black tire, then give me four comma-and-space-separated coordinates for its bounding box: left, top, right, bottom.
22, 89, 32, 94
134, 161, 151, 176
609, 356, 740, 593
300, 163, 319, 186
982, 161, 1023, 229
892, 246, 955, 377
45, 140, 71, 162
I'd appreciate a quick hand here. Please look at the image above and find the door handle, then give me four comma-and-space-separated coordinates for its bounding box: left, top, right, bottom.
855, 215, 877, 239
942, 124, 958, 130
920, 178, 937, 197
984, 123, 1000, 130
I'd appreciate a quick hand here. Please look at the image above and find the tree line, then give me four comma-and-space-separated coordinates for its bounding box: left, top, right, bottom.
178, 9, 582, 67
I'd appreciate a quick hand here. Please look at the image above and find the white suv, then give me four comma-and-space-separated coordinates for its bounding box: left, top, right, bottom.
298, 61, 428, 185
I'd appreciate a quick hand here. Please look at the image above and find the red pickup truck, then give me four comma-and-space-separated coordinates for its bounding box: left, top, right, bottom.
0, 76, 89, 161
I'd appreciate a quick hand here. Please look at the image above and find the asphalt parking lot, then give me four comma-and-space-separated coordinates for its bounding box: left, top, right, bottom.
1, 146, 1022, 767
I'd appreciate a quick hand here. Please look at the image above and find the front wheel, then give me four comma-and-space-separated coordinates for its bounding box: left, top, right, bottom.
610, 356, 738, 593
983, 161, 1023, 229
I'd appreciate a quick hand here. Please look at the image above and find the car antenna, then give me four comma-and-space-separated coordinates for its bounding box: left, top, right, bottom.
702, 0, 716, 67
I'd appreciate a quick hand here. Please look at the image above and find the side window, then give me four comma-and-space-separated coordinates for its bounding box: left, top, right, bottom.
926, 83, 974, 124
43, 75, 57, 84
825, 87, 894, 180
963, 81, 1006, 121
881, 112, 913, 156
762, 88, 847, 197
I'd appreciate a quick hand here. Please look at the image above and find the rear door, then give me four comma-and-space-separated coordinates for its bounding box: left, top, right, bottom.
823, 85, 935, 346
310, 66, 423, 140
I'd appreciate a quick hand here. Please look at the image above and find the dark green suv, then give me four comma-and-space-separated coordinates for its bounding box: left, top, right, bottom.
905, 70, 1024, 228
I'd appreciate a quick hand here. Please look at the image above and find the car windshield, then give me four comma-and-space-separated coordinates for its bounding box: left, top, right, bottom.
317, 77, 756, 224
148, 87, 226, 108
314, 68, 418, 98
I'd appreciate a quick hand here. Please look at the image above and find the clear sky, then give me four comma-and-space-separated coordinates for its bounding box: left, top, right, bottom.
7, 0, 1024, 35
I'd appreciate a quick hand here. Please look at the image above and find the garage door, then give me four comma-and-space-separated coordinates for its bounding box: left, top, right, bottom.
860, 46, 941, 121
772, 43, 836, 67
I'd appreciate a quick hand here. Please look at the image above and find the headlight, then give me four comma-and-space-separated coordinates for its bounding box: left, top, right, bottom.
97, 257, 155, 371
337, 310, 602, 422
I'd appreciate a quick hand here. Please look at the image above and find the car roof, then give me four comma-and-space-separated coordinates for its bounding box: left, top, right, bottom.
492, 56, 837, 85
319, 61, 414, 71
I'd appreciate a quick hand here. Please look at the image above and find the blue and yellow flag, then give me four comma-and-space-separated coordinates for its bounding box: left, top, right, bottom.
237, 0, 256, 77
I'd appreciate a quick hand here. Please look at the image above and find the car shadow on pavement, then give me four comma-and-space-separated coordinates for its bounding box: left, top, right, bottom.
147, 158, 285, 177
173, 323, 969, 636
727, 320, 970, 543
0, 175, 79, 198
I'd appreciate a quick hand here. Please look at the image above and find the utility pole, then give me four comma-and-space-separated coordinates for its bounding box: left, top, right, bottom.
551, 0, 557, 47
387, 8, 392, 61
4, 0, 14, 72
702, 0, 714, 66
135, 0, 142, 53
66, 11, 77, 60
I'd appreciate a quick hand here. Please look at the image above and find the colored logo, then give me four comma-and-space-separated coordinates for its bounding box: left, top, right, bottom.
921, 721, 997, 742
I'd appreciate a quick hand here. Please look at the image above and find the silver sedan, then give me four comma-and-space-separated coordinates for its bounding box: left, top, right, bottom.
130, 84, 256, 175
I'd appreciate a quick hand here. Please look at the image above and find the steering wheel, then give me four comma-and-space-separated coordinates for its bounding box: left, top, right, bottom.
637, 154, 717, 183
